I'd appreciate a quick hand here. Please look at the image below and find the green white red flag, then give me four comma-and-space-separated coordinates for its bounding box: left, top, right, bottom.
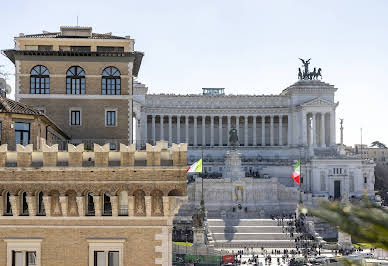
187, 158, 203, 173
291, 160, 300, 185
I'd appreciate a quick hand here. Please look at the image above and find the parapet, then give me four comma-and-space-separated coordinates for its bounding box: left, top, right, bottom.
0, 139, 188, 168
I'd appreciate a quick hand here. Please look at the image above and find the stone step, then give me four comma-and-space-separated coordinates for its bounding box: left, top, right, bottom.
207, 219, 289, 226
212, 233, 294, 241
209, 226, 286, 234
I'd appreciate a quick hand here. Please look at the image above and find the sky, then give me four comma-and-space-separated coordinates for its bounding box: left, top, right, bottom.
0, 0, 387, 147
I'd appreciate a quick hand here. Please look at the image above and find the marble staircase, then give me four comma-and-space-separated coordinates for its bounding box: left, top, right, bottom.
208, 218, 299, 249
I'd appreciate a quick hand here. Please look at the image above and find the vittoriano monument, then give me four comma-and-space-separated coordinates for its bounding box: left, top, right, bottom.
298, 58, 322, 80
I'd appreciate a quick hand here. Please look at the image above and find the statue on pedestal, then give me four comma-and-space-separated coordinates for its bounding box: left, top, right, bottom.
229, 128, 239, 148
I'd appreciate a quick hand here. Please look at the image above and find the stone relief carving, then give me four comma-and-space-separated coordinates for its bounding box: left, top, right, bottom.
152, 190, 164, 216
134, 190, 146, 216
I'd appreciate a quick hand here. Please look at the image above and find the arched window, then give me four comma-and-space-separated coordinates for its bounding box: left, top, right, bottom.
4, 192, 12, 216
66, 66, 85, 94
21, 192, 28, 216
102, 67, 121, 95
103, 192, 112, 216
30, 65, 50, 94
87, 192, 95, 216
37, 191, 45, 216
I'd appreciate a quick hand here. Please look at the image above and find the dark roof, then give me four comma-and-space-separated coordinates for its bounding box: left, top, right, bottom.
0, 96, 41, 115
19, 32, 128, 40
2, 50, 144, 77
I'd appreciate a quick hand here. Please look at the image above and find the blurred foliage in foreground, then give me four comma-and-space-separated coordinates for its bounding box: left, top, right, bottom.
306, 198, 388, 251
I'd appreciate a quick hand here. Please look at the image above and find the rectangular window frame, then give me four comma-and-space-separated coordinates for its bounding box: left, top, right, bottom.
87, 239, 125, 266
105, 108, 118, 127
4, 238, 42, 266
69, 108, 82, 126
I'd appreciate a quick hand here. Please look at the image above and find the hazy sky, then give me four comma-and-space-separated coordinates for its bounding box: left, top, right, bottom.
1, 0, 387, 146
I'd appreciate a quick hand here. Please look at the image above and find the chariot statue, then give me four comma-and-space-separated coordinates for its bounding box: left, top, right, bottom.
298, 58, 322, 80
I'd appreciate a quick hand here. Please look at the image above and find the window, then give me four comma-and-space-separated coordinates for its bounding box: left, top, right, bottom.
105, 110, 117, 127
30, 65, 49, 94
21, 192, 28, 216
70, 109, 81, 126
87, 239, 124, 266
97, 46, 124, 52
66, 66, 85, 94
87, 192, 95, 216
37, 45, 52, 51
70, 46, 91, 52
4, 192, 12, 216
37, 192, 45, 216
15, 122, 30, 146
5, 238, 42, 266
103, 192, 112, 216
102, 67, 121, 95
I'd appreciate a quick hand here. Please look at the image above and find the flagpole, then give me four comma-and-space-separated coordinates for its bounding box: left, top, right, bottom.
299, 148, 302, 205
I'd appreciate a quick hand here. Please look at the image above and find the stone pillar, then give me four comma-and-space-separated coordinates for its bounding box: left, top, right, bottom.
270, 115, 274, 146
128, 196, 135, 216
202, 115, 206, 146
68, 144, 84, 167
143, 114, 148, 143
312, 113, 317, 146
253, 116, 257, 146
42, 141, 58, 167
321, 113, 326, 147
244, 116, 248, 146
93, 196, 102, 216
287, 114, 292, 146
145, 196, 152, 217
210, 115, 214, 146
330, 110, 336, 146
227, 115, 231, 146
0, 195, 3, 216
59, 196, 68, 217
219, 115, 223, 146
16, 144, 33, 167
152, 115, 156, 142
279, 115, 283, 146
193, 116, 198, 146
120, 143, 136, 166
26, 195, 36, 216
110, 196, 118, 216
168, 115, 172, 145
9, 195, 19, 216
302, 111, 308, 146
42, 196, 51, 216
163, 196, 169, 217
176, 115, 181, 144
94, 144, 109, 167
261, 115, 266, 146
76, 196, 85, 216
185, 115, 189, 144
160, 115, 164, 141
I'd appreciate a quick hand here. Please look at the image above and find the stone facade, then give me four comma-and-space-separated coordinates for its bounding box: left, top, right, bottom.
0, 141, 187, 266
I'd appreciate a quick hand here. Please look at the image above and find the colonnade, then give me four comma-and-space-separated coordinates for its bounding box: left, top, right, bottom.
146, 114, 291, 147
304, 111, 335, 147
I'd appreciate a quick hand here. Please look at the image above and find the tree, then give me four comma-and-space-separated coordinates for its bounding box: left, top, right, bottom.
371, 141, 387, 149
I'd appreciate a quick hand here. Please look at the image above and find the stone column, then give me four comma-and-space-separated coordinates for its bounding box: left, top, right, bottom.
26, 195, 36, 216
42, 196, 51, 216
193, 116, 198, 146
145, 196, 152, 217
202, 115, 206, 146
185, 115, 189, 144
270, 115, 274, 146
110, 196, 118, 216
330, 110, 336, 146
279, 115, 283, 146
321, 113, 326, 147
302, 111, 308, 146
76, 196, 85, 216
244, 115, 248, 146
177, 115, 181, 144
163, 196, 169, 217
287, 114, 292, 146
218, 115, 223, 146
9, 195, 19, 216
227, 115, 231, 146
210, 115, 214, 146
152, 115, 156, 143
143, 114, 148, 143
160, 115, 164, 141
128, 196, 135, 216
59, 196, 68, 217
93, 196, 102, 216
261, 115, 266, 146
312, 113, 317, 146
253, 116, 257, 146
168, 115, 172, 145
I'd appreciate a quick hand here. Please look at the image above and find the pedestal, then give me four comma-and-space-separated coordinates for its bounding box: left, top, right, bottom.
192, 227, 206, 247
222, 150, 245, 180
338, 230, 353, 250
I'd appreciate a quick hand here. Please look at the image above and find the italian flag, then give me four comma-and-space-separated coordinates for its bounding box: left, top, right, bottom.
291, 160, 300, 185
187, 159, 203, 173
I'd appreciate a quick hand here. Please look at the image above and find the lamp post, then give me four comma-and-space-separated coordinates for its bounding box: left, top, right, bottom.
185, 233, 188, 255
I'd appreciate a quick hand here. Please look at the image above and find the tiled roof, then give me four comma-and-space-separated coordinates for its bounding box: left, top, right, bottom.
20, 32, 127, 40
0, 96, 42, 115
